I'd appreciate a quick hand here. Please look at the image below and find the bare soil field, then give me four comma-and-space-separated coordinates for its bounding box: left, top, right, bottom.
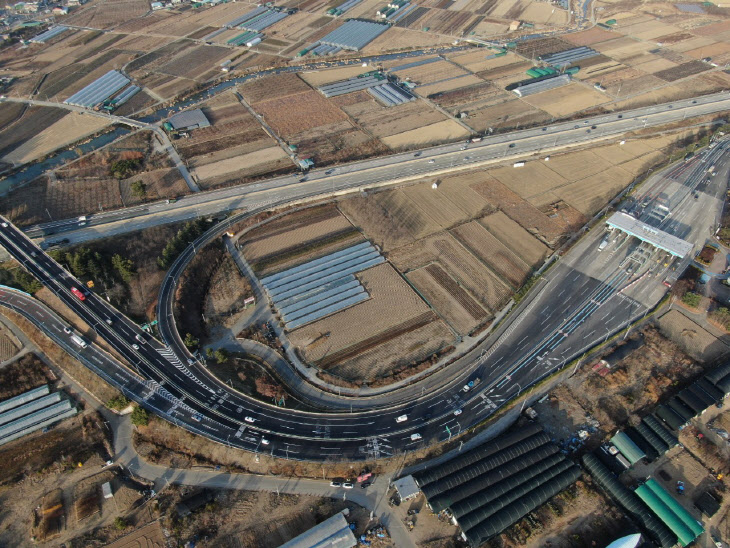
3, 112, 110, 166
0, 102, 26, 131
480, 211, 549, 267
288, 262, 439, 364
157, 44, 231, 80
243, 209, 356, 263
299, 65, 374, 87
522, 82, 610, 118
426, 81, 513, 115
407, 263, 490, 334
471, 175, 579, 246
382, 119, 470, 148
463, 98, 550, 133
487, 161, 568, 201
239, 73, 312, 104
396, 59, 471, 84
416, 74, 485, 96
656, 308, 730, 362
562, 26, 616, 46
1, 175, 125, 226
65, 0, 151, 29
105, 521, 165, 548
389, 231, 512, 312
252, 90, 349, 138
451, 220, 530, 288
345, 99, 446, 139
553, 166, 633, 214
0, 106, 68, 160
191, 146, 290, 182
325, 317, 453, 383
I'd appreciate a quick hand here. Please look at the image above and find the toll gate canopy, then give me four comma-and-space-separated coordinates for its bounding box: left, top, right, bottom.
606, 212, 693, 258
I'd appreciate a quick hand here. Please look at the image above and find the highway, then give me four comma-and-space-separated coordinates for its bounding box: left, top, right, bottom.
1, 136, 726, 460
23, 91, 730, 245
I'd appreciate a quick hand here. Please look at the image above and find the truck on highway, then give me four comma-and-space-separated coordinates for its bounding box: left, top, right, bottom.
598, 234, 610, 251
470, 137, 482, 143
462, 377, 481, 392
70, 334, 88, 348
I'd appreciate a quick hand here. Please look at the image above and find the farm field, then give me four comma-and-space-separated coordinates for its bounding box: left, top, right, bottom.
241, 204, 363, 276
0, 131, 185, 225
0, 106, 68, 161
522, 83, 610, 118
173, 91, 288, 187
2, 112, 110, 166
287, 262, 446, 374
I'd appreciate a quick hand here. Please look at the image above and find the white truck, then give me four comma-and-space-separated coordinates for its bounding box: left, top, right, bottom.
70, 334, 88, 348
598, 234, 610, 251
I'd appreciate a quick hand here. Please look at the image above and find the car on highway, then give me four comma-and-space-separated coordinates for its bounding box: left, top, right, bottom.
261, 438, 270, 445
0, 222, 7, 228
330, 481, 341, 487
70, 287, 86, 301
428, 159, 435, 163
410, 433, 422, 441
132, 343, 140, 350
343, 482, 354, 489
413, 151, 422, 157
63, 326, 72, 334
105, 318, 113, 325
617, 114, 623, 118
324, 169, 334, 175
187, 358, 195, 365
453, 409, 462, 416
244, 416, 256, 423
135, 334, 145, 344
508, 143, 516, 148
192, 413, 203, 422
591, 125, 597, 129
396, 414, 408, 423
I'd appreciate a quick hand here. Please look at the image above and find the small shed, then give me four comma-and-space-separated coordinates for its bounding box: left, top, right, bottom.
101, 482, 113, 499
392, 475, 420, 501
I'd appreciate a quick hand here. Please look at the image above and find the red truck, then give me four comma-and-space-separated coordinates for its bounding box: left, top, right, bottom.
357, 472, 372, 483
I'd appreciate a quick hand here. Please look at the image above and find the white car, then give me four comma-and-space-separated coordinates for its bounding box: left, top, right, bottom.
428, 159, 435, 164
453, 409, 462, 416
132, 343, 140, 350
343, 482, 354, 489
244, 416, 256, 423
396, 414, 408, 423
63, 326, 72, 334
410, 433, 422, 441
1, 222, 7, 227
261, 438, 270, 445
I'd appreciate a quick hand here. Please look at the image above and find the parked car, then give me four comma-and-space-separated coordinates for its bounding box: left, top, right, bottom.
343, 482, 354, 489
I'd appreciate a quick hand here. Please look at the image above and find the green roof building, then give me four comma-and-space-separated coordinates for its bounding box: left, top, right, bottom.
635, 479, 704, 547
610, 431, 646, 465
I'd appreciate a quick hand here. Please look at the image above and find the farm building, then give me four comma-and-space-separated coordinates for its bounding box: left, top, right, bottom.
392, 475, 420, 501
0, 385, 77, 446
168, 109, 210, 131
279, 511, 356, 548
64, 70, 130, 108
368, 82, 414, 106
413, 423, 581, 547
635, 478, 704, 546
318, 73, 386, 97
318, 19, 389, 51
582, 454, 677, 547
30, 25, 68, 43
260, 241, 384, 330
539, 46, 599, 67
512, 74, 571, 97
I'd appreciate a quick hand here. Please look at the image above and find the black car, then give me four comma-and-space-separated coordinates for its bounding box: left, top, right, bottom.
325, 169, 334, 175
508, 143, 516, 148
361, 481, 371, 489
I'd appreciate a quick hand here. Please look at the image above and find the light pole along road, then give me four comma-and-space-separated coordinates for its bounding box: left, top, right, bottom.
1, 102, 728, 461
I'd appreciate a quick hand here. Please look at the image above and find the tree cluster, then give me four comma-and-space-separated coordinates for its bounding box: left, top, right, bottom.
0, 265, 42, 294
157, 219, 212, 270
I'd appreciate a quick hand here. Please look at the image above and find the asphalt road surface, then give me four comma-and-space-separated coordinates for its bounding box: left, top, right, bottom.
24, 92, 730, 246
2, 136, 727, 460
